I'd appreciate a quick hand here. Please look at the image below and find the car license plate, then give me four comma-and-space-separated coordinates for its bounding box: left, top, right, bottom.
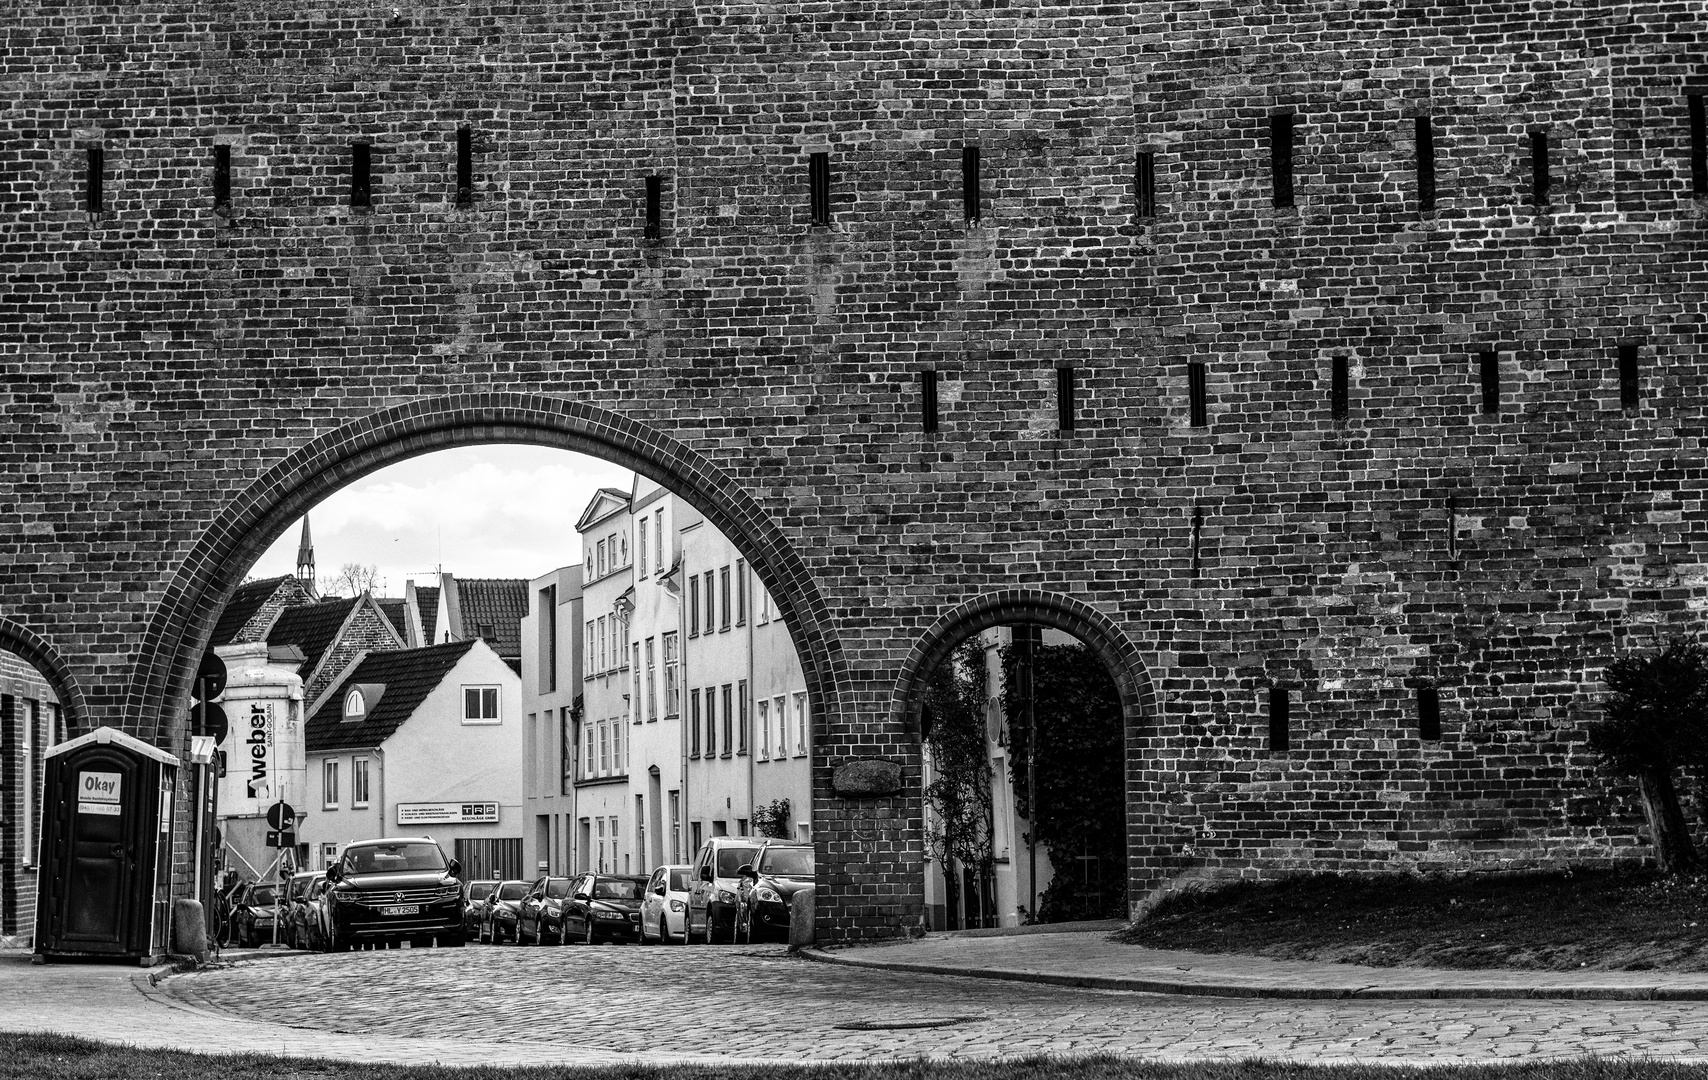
380, 905, 419, 917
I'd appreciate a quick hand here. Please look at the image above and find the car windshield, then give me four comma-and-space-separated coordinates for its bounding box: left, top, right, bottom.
715, 846, 763, 877
248, 885, 277, 905
546, 879, 572, 899
344, 842, 447, 874
468, 882, 498, 902
668, 869, 688, 892
499, 883, 529, 900
593, 878, 642, 900
758, 848, 814, 878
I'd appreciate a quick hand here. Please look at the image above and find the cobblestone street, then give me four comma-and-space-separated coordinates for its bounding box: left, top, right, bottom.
144, 943, 1708, 1064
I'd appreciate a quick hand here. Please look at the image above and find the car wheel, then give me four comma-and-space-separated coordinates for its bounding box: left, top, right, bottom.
479, 920, 491, 945
583, 918, 596, 946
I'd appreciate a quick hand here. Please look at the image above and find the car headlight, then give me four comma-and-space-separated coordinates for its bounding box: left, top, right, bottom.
669, 899, 685, 913
595, 910, 627, 921
717, 890, 737, 904
756, 887, 783, 904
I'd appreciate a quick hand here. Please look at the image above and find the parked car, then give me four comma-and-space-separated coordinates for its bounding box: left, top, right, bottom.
479, 880, 530, 944
322, 836, 465, 950
741, 842, 814, 943
286, 872, 326, 949
562, 873, 649, 944
517, 876, 575, 945
686, 837, 767, 944
462, 878, 499, 938
639, 864, 691, 945
301, 876, 335, 951
230, 880, 284, 947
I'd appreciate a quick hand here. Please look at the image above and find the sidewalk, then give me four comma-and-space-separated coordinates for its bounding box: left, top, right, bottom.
803, 929, 1708, 1000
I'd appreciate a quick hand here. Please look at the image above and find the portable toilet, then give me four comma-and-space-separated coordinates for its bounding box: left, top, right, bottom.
34, 727, 178, 963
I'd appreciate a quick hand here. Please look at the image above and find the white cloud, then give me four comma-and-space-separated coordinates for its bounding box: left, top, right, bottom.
248, 445, 635, 594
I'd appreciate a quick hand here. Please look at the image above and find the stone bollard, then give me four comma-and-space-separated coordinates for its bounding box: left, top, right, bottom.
171, 898, 208, 964
787, 886, 815, 951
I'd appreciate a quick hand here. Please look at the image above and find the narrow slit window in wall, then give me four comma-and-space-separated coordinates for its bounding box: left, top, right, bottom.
645, 176, 662, 242
1135, 151, 1156, 218
1530, 130, 1549, 206
213, 145, 231, 212
351, 143, 371, 207
920, 369, 939, 433
1268, 686, 1290, 752
809, 152, 830, 227
85, 146, 103, 212
1270, 113, 1295, 208
1188, 361, 1208, 427
1417, 685, 1441, 741
1190, 504, 1204, 580
1447, 495, 1459, 560
1619, 344, 1640, 410
1478, 351, 1499, 414
456, 126, 472, 207
1415, 116, 1435, 211
962, 145, 980, 223
1691, 95, 1707, 196
1330, 355, 1349, 420
1056, 367, 1076, 431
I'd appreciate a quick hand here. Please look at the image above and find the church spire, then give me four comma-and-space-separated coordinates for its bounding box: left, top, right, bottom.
296, 516, 318, 598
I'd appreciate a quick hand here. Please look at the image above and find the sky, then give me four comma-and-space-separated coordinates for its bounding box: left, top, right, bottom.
247, 445, 635, 595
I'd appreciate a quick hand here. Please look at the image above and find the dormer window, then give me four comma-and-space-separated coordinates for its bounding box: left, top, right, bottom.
343, 689, 365, 721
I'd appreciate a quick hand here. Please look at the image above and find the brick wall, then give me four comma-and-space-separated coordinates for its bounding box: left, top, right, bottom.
303, 605, 406, 710
1, 652, 61, 944
3, 1, 1707, 940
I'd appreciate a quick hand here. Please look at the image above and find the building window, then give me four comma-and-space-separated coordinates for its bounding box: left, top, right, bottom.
85, 145, 104, 212
774, 695, 787, 755
1690, 94, 1707, 196
736, 560, 747, 625
343, 689, 365, 721
703, 571, 715, 629
704, 687, 717, 758
645, 175, 663, 242
20, 700, 35, 866
794, 692, 809, 756
596, 816, 607, 872
463, 685, 501, 724
1269, 114, 1295, 208
1478, 351, 1500, 415
596, 615, 607, 673
721, 684, 734, 757
1330, 355, 1349, 420
613, 717, 624, 774
1056, 366, 1077, 431
636, 795, 648, 876
561, 707, 575, 795
670, 791, 682, 863
1135, 150, 1157, 218
690, 689, 702, 758
920, 369, 939, 433
1268, 686, 1290, 752
757, 587, 772, 626
213, 144, 232, 213
962, 144, 981, 222
639, 521, 649, 578
352, 757, 370, 807
688, 575, 699, 636
809, 151, 831, 226
1530, 129, 1550, 206
645, 637, 657, 721
654, 510, 664, 573
597, 540, 607, 578
455, 125, 473, 207
351, 142, 371, 207
1417, 685, 1441, 741
323, 759, 340, 809
584, 620, 595, 677
584, 723, 595, 779
1415, 116, 1436, 212
541, 584, 559, 693
633, 645, 643, 721
599, 720, 610, 774
757, 698, 771, 760
719, 566, 731, 630
1619, 344, 1641, 411
663, 631, 680, 717
737, 680, 749, 755
1188, 361, 1209, 427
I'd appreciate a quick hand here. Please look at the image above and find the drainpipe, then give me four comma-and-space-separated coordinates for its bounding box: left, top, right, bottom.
374, 746, 386, 839
745, 564, 755, 836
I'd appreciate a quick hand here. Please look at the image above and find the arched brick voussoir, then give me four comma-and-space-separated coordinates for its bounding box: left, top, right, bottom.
0, 616, 91, 734
124, 392, 848, 749
887, 588, 1157, 736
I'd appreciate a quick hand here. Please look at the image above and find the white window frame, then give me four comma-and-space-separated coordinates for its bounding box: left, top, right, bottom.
463, 685, 502, 725
352, 756, 371, 808
343, 688, 365, 720
612, 716, 624, 774
774, 695, 787, 755
21, 700, 35, 867
663, 631, 680, 717
757, 698, 770, 760
794, 692, 809, 756
323, 758, 340, 810
638, 525, 648, 578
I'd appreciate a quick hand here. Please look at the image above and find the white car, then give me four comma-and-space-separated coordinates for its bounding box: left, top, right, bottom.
639, 864, 691, 945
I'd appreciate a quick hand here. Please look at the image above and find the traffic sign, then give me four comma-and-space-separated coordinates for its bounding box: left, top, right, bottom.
193, 651, 227, 702
194, 701, 228, 744
266, 830, 297, 849
266, 800, 296, 832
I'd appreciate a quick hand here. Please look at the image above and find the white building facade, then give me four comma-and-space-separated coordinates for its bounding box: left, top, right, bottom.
519, 566, 582, 877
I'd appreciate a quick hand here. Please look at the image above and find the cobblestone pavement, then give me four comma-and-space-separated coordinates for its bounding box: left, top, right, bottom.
152, 942, 1708, 1064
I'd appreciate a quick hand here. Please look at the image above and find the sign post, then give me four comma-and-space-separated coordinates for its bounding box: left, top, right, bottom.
265, 801, 295, 947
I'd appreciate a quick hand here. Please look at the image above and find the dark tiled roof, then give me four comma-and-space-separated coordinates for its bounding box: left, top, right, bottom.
212, 577, 291, 647
458, 579, 527, 659
376, 598, 409, 643
306, 639, 478, 752
415, 586, 440, 646
265, 597, 358, 679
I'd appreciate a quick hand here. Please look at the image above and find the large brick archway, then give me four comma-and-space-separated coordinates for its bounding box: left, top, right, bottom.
888, 588, 1164, 914
126, 393, 849, 749
0, 616, 88, 731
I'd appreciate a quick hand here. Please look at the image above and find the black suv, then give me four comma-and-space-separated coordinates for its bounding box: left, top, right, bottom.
323, 837, 465, 950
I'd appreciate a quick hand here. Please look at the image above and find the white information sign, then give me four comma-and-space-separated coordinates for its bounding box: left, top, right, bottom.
77, 771, 123, 817
396, 801, 499, 825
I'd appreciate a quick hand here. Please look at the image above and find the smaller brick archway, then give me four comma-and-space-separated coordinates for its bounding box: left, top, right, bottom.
124, 393, 848, 749
0, 616, 89, 730
890, 588, 1161, 920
